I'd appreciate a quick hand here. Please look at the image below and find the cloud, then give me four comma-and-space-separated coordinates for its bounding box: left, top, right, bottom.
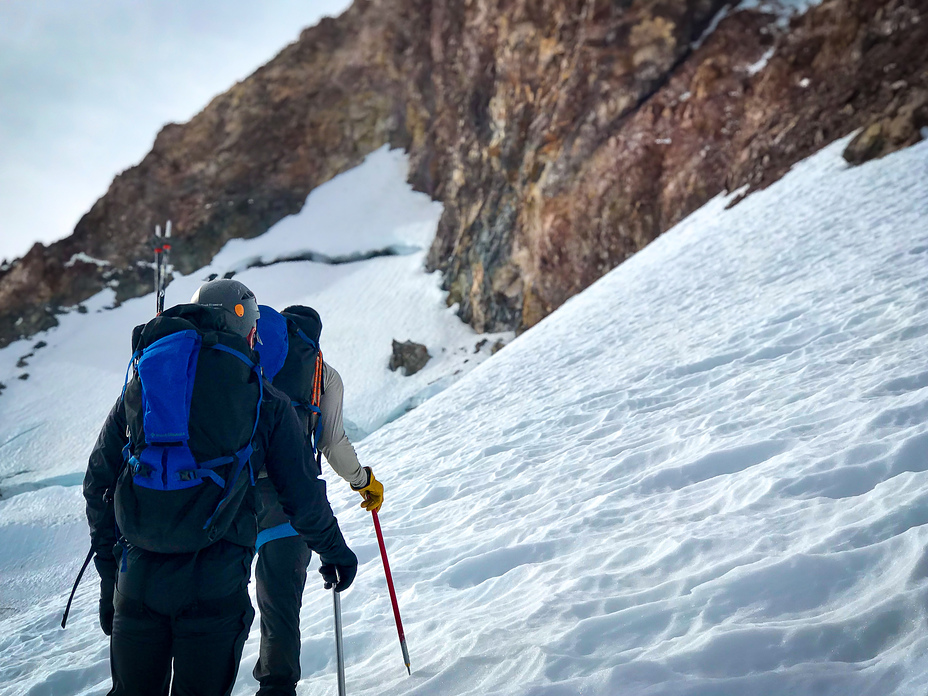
0, 0, 353, 262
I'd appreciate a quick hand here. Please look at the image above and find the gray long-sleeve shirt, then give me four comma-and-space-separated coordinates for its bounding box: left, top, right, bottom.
317, 362, 366, 488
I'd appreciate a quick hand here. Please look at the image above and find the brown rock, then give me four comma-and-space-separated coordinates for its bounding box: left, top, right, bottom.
844, 122, 887, 165
389, 340, 431, 376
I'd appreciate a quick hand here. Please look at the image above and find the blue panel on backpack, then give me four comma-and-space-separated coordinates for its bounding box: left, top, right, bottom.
256, 305, 289, 381
137, 330, 201, 443
133, 445, 209, 491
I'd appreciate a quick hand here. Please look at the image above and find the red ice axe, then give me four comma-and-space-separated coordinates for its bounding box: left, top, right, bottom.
372, 509, 411, 675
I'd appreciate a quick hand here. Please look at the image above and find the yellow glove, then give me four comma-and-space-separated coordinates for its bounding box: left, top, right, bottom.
352, 466, 383, 512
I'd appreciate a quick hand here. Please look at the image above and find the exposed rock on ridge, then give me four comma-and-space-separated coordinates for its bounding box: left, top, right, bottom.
420, 0, 928, 330
0, 0, 925, 348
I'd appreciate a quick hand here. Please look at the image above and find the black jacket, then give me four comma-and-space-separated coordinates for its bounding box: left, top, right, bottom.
83, 378, 356, 574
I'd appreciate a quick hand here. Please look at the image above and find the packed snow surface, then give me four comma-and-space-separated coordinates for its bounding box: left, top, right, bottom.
1, 136, 927, 695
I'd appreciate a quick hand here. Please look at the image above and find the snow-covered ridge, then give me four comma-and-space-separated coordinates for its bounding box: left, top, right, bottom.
1, 137, 927, 695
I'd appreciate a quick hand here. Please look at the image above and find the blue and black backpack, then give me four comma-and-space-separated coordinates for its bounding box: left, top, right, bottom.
115, 304, 263, 553
257, 304, 325, 462
252, 305, 324, 550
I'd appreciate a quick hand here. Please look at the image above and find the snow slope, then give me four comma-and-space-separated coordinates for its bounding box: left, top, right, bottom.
1, 136, 927, 695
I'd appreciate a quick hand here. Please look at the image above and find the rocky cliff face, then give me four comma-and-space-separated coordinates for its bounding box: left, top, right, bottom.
417, 0, 928, 331
1, 0, 925, 347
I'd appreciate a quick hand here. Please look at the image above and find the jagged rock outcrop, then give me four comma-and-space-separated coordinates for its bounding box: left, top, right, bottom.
422, 0, 928, 330
843, 88, 928, 164
0, 0, 925, 348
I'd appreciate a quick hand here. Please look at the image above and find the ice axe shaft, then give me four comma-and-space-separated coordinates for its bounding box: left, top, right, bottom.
372, 509, 411, 675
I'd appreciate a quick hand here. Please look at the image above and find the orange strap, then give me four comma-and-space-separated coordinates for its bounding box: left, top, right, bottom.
312, 351, 323, 409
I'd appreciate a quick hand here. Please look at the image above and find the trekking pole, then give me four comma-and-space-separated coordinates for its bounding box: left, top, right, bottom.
153, 224, 162, 314
158, 221, 171, 315
60, 547, 94, 628
372, 509, 411, 675
332, 588, 347, 696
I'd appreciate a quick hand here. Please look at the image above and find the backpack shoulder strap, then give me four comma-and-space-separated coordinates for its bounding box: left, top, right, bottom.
309, 351, 324, 458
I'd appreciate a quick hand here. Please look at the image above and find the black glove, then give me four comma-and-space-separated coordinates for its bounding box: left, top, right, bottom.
99, 590, 115, 636
94, 555, 117, 636
319, 561, 358, 593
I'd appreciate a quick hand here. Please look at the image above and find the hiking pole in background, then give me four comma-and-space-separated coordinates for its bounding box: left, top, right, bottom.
159, 221, 172, 314
153, 220, 173, 314
153, 224, 163, 314
372, 509, 411, 675
333, 588, 347, 696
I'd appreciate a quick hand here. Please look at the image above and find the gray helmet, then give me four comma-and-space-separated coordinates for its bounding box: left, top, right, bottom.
190, 279, 260, 338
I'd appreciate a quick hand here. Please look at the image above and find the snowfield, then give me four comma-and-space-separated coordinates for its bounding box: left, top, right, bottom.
1, 135, 927, 696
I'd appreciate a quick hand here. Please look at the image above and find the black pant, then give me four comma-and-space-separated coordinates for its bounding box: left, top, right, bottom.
253, 535, 312, 696
108, 541, 256, 696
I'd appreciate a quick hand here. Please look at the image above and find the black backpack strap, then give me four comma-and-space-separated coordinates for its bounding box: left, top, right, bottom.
293, 328, 318, 351
201, 343, 264, 530
119, 349, 142, 400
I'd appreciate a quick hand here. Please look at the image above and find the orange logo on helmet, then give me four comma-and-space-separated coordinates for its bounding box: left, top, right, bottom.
235, 304, 245, 317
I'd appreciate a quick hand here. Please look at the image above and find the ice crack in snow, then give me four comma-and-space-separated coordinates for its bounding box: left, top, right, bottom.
220, 244, 423, 278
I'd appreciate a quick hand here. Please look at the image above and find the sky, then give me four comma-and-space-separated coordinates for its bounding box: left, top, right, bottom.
0, 129, 926, 694
0, 0, 353, 263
